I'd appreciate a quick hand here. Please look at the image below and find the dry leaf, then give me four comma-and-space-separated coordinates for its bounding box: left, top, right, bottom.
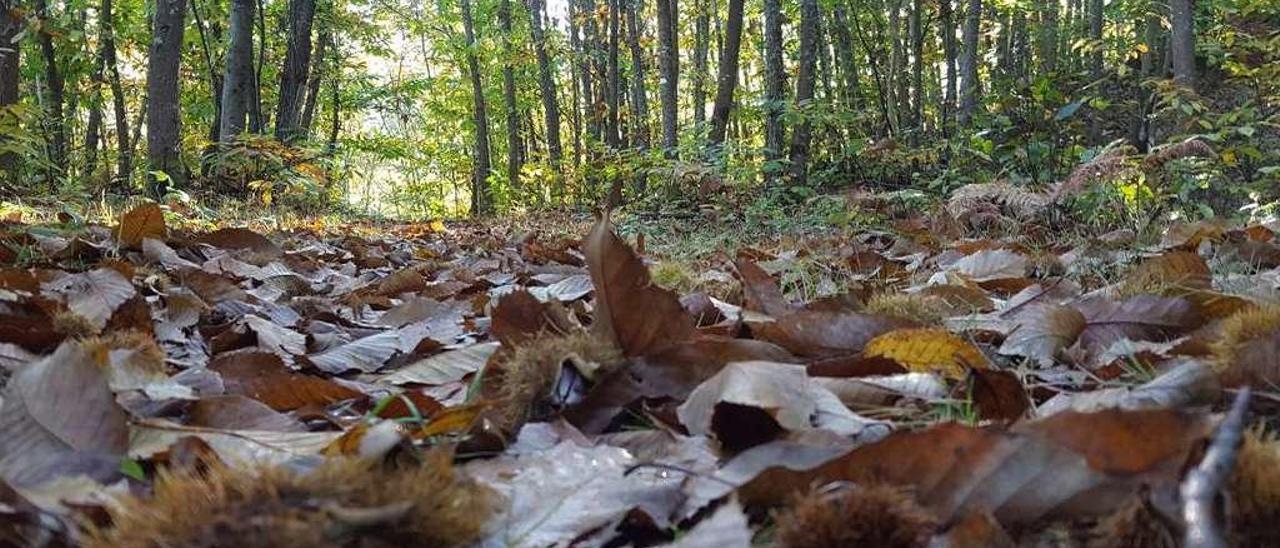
116, 203, 166, 248
862, 328, 989, 379
997, 304, 1087, 367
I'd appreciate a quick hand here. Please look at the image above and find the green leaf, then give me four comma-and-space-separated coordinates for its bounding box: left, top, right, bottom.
1055, 99, 1086, 121
119, 457, 146, 481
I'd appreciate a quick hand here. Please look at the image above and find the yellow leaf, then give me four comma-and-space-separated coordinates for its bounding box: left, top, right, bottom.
417, 402, 489, 438
862, 328, 989, 379
1136, 44, 1150, 54
1222, 149, 1238, 166
116, 203, 167, 248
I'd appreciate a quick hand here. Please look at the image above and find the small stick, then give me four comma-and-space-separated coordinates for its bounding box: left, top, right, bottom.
1181, 386, 1252, 548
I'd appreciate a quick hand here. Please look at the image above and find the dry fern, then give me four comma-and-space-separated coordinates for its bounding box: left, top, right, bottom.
946, 181, 1050, 220
1142, 139, 1216, 171
1051, 145, 1138, 202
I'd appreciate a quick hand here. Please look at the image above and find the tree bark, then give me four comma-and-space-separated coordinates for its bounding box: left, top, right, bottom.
190, 0, 222, 142
909, 0, 923, 143
1039, 0, 1058, 75
529, 0, 563, 170
146, 0, 188, 195
958, 0, 981, 126
220, 0, 255, 140
300, 29, 329, 137
830, 6, 858, 110
761, 0, 784, 171
886, 0, 902, 134
85, 1, 109, 179
1170, 0, 1195, 89
499, 0, 522, 185
706, 0, 743, 153
34, 0, 66, 173
0, 0, 17, 174
274, 0, 317, 142
461, 0, 492, 214
606, 0, 621, 147
655, 0, 678, 155
692, 0, 708, 134
787, 0, 818, 185
624, 0, 649, 149
940, 0, 956, 134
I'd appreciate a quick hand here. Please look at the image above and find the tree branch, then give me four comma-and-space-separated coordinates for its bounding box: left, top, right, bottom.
1181, 386, 1252, 548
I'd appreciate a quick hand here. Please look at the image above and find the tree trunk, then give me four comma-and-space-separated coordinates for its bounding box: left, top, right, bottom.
34, 0, 66, 173
692, 0, 708, 134
1142, 13, 1163, 77
85, 2, 109, 179
958, 0, 981, 126
146, 0, 188, 195
190, 0, 221, 143
0, 0, 17, 174
568, 0, 583, 168
250, 0, 265, 132
940, 0, 956, 134
274, 0, 317, 142
529, 0, 563, 170
787, 0, 817, 185
606, 0, 621, 147
461, 0, 492, 214
653, 0, 677, 155
1089, 0, 1103, 79
886, 0, 902, 134
706, 0, 743, 152
499, 0, 521, 185
1039, 0, 1058, 75
1170, 0, 1194, 88
761, 0, 784, 171
909, 0, 923, 143
220, 0, 255, 140
300, 29, 329, 137
830, 6, 858, 110
624, 0, 649, 149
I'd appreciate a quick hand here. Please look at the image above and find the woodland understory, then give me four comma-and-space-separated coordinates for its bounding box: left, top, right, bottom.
1, 0, 1280, 545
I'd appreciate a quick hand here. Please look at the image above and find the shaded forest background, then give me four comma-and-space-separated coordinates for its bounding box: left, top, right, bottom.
0, 0, 1276, 220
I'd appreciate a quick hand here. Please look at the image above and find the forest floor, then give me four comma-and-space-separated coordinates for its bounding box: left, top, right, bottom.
0, 191, 1276, 546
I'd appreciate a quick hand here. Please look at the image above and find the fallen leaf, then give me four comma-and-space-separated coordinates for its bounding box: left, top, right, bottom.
381, 342, 499, 385
307, 330, 401, 374
212, 350, 361, 411
949, 249, 1027, 282
1071, 295, 1201, 358
1039, 358, 1219, 416
968, 369, 1030, 422
585, 215, 695, 356
752, 310, 914, 358
42, 268, 136, 331
862, 328, 989, 379
735, 259, 791, 316
997, 304, 1087, 367
116, 203, 166, 248
188, 395, 308, 432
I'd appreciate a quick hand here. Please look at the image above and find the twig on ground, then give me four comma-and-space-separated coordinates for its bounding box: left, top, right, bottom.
1181, 386, 1252, 548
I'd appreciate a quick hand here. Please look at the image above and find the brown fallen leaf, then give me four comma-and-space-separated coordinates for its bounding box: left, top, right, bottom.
752, 310, 915, 358
212, 350, 361, 411
41, 268, 136, 332
735, 258, 791, 317
709, 408, 1212, 529
584, 214, 695, 357
968, 369, 1030, 423
116, 203, 166, 248
194, 227, 283, 257
1071, 295, 1201, 359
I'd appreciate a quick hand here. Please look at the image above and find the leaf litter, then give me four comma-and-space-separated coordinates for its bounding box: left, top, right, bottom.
0, 204, 1276, 546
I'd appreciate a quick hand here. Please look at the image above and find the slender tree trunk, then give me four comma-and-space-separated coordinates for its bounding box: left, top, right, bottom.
0, 0, 17, 174
886, 0, 902, 134
190, 0, 222, 142
655, 0, 678, 155
830, 6, 858, 110
499, 0, 521, 185
940, 0, 956, 135
909, 0, 923, 144
624, 0, 649, 149
692, 0, 708, 134
326, 50, 341, 153
275, 0, 317, 142
220, 0, 255, 140
529, 0, 563, 171
300, 29, 329, 137
1143, 13, 1163, 77
958, 0, 981, 126
568, 0, 584, 168
1170, 0, 1194, 89
101, 0, 129, 186
250, 0, 265, 132
461, 0, 492, 214
606, 0, 621, 147
706, 0, 743, 153
146, 0, 188, 195
1089, 0, 1103, 79
787, 0, 818, 185
34, 0, 66, 174
85, 1, 110, 179
761, 0, 784, 172
1039, 0, 1058, 75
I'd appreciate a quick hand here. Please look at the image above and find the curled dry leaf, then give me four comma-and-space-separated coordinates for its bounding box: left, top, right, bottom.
41, 268, 136, 331
381, 342, 499, 386
752, 310, 914, 359
948, 249, 1028, 283
997, 304, 1087, 367
195, 227, 283, 257
584, 214, 695, 357
1071, 295, 1201, 359
1039, 358, 1219, 416
862, 328, 989, 379
735, 258, 791, 317
307, 330, 402, 374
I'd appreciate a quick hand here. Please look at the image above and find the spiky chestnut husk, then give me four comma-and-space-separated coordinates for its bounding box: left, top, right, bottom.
863, 293, 949, 326
1085, 494, 1177, 548
494, 331, 624, 433
1210, 304, 1280, 385
773, 483, 937, 548
87, 453, 495, 548
1228, 428, 1280, 547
